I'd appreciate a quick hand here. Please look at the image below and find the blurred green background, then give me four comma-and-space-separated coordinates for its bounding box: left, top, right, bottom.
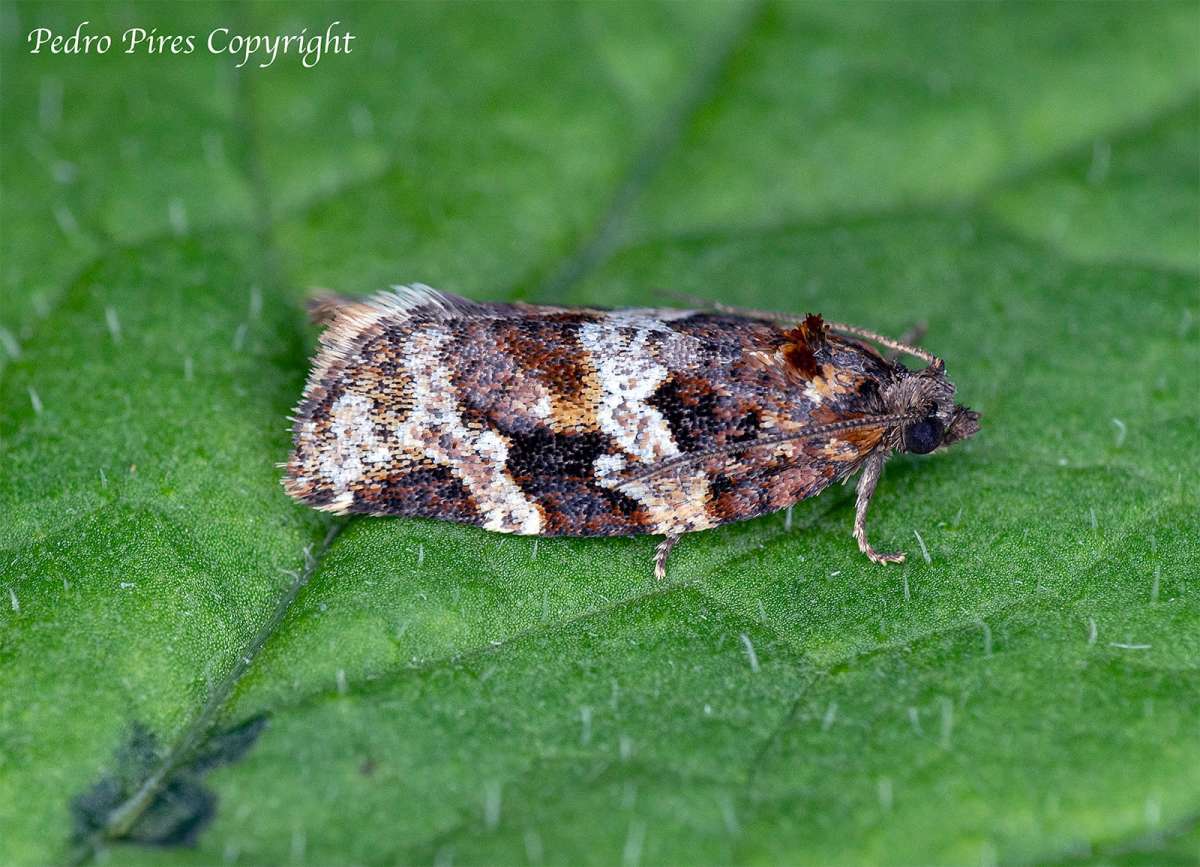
1, 2, 1197, 865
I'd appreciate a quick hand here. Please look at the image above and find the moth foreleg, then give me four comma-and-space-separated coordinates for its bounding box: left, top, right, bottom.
654, 535, 680, 580
853, 452, 906, 565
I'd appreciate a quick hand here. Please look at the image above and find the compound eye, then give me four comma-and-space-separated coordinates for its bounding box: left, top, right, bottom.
904, 417, 944, 454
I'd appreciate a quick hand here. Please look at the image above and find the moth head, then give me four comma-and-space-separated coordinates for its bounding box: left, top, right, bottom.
783, 315, 980, 455
888, 359, 980, 455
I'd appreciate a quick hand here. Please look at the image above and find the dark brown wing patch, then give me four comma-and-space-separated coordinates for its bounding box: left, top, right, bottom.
352, 463, 483, 523
501, 426, 649, 535
648, 372, 760, 453
781, 313, 827, 380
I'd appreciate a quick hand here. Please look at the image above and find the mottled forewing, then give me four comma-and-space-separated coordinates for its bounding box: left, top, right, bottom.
283, 291, 895, 538
612, 312, 895, 530
284, 288, 654, 536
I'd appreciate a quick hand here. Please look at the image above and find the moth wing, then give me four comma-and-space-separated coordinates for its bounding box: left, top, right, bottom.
284, 285, 481, 510
605, 313, 892, 530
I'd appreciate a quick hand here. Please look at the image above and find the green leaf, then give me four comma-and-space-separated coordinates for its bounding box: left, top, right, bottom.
1, 2, 1197, 865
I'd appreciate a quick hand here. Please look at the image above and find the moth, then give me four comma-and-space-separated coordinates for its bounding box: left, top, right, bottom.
283, 286, 980, 578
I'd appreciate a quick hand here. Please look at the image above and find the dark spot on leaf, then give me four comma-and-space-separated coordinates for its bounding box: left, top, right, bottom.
71, 715, 267, 848
191, 714, 269, 773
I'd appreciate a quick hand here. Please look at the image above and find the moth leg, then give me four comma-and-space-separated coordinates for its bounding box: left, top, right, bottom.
853, 452, 905, 565
654, 535, 680, 580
